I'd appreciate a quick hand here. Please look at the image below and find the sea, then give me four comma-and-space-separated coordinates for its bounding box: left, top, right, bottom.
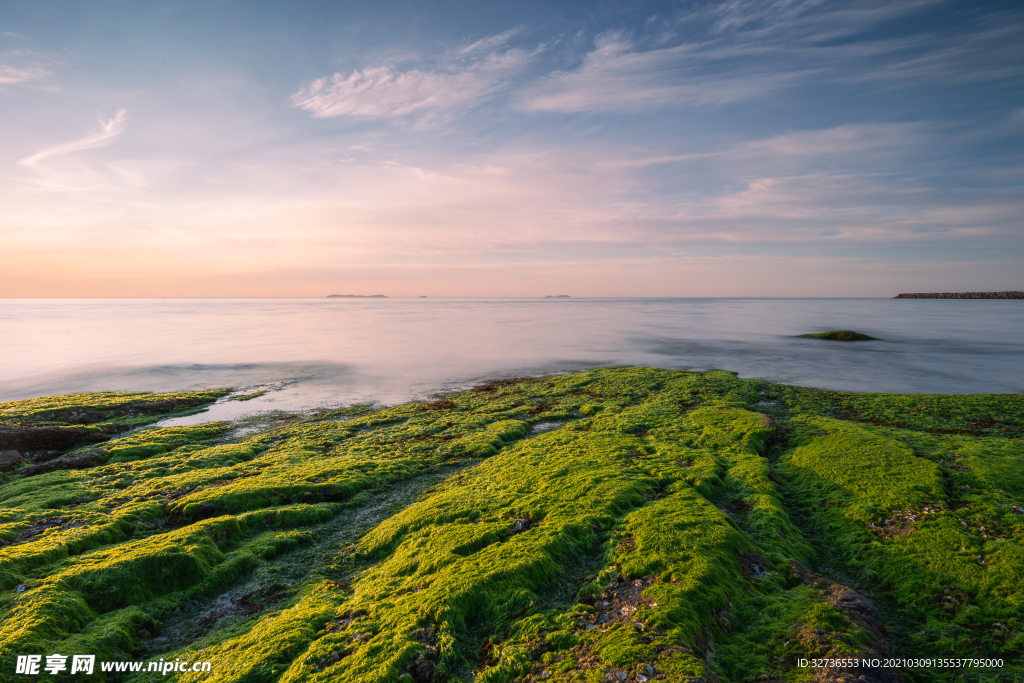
1, 298, 1022, 425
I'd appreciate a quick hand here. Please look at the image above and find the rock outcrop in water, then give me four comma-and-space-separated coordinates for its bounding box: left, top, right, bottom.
799, 330, 877, 341
0, 372, 1021, 682
893, 291, 1024, 299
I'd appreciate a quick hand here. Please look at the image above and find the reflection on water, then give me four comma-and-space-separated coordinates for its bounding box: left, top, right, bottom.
1, 298, 1021, 423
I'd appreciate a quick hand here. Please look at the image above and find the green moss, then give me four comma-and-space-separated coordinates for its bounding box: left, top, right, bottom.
232, 391, 268, 402
775, 416, 1024, 678
0, 390, 227, 429
1, 369, 1020, 682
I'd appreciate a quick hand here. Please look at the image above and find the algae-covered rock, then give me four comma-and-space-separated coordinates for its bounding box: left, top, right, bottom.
0, 371, 1021, 683
799, 330, 877, 341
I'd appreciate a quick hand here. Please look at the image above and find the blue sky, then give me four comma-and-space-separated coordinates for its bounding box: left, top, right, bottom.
1, 0, 1022, 296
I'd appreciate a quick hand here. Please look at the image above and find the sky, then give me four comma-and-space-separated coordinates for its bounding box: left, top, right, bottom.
1, 0, 1022, 297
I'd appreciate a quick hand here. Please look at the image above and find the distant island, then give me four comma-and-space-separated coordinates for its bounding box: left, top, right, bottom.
893, 291, 1023, 299
799, 330, 876, 341
544, 295, 571, 298
326, 294, 388, 298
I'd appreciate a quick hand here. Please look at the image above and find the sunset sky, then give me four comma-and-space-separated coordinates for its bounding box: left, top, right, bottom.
1, 0, 1022, 297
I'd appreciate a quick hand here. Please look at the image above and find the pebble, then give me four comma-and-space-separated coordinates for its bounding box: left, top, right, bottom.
638, 676, 649, 682
16, 584, 26, 593
617, 673, 627, 681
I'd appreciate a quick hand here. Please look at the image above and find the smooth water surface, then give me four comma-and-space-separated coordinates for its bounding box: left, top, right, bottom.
2, 298, 1022, 423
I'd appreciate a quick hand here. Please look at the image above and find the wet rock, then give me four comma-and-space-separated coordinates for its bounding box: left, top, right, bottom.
788, 562, 883, 630
0, 426, 108, 452
20, 450, 105, 477
1, 517, 90, 549
788, 562, 902, 683
798, 330, 877, 341
730, 498, 753, 513
511, 516, 536, 533
0, 449, 26, 472
738, 552, 770, 581
409, 656, 435, 682
192, 503, 224, 520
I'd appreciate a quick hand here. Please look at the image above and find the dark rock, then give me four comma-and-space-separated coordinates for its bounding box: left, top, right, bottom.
409, 657, 435, 682
788, 561, 902, 683
0, 449, 27, 472
798, 330, 876, 341
20, 450, 105, 477
0, 426, 108, 452
893, 291, 1024, 299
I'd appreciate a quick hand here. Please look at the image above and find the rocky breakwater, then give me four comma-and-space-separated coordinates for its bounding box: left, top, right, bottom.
893, 291, 1024, 299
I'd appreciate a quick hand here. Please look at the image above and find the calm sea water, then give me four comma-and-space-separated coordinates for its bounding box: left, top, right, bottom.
1, 298, 1022, 424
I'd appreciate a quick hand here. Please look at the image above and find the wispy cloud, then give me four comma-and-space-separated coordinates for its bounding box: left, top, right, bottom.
0, 49, 51, 85
458, 26, 526, 56
702, 0, 943, 40
517, 33, 815, 112
590, 122, 922, 175
744, 123, 924, 156
291, 42, 536, 125
848, 17, 1024, 85
518, 3, 1024, 115
19, 110, 128, 167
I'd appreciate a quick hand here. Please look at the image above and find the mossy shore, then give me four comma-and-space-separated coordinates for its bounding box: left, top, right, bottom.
0, 370, 1021, 683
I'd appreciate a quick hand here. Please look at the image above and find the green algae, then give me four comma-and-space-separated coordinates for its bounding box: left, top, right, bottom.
0, 390, 227, 427
0, 370, 1021, 682
774, 416, 1024, 677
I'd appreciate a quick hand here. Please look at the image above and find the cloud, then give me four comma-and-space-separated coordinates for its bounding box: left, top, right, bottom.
19, 110, 128, 167
848, 17, 1024, 85
291, 43, 535, 125
703, 0, 943, 40
458, 26, 527, 56
589, 122, 922, 177
517, 3, 1024, 115
648, 172, 1024, 247
517, 32, 817, 113
744, 123, 924, 156
0, 50, 51, 85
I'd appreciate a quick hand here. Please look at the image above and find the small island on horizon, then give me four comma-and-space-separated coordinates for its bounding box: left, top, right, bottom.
893, 291, 1023, 299
544, 294, 571, 298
